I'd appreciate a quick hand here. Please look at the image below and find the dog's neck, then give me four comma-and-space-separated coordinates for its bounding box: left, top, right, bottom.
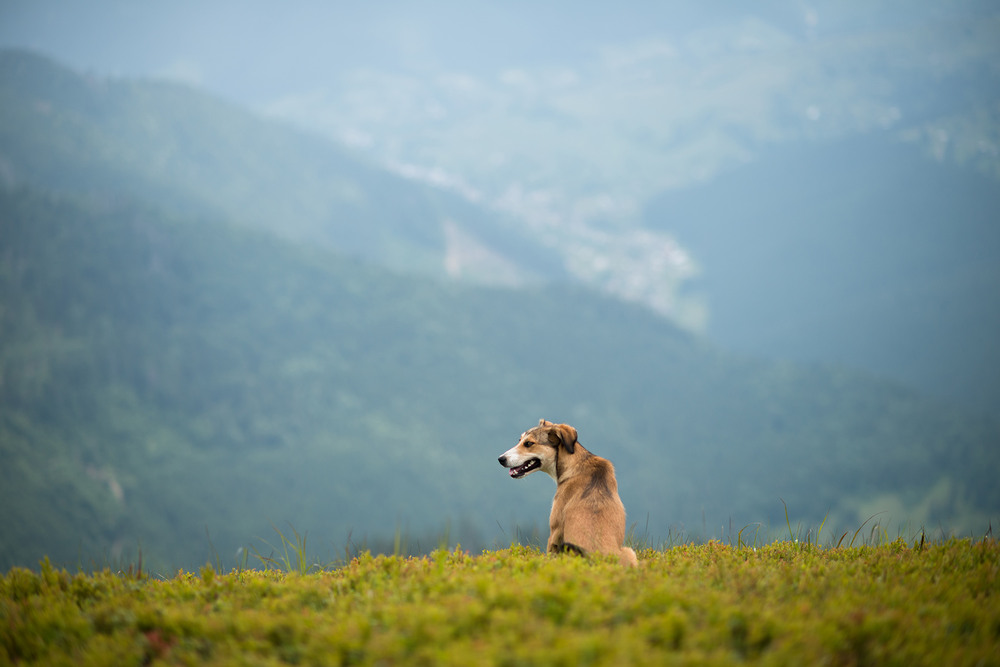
551, 442, 591, 483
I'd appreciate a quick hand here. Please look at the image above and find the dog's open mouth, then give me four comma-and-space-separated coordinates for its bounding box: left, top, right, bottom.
509, 458, 541, 479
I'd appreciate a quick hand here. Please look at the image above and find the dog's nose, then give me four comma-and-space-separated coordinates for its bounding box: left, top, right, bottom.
498, 455, 507, 467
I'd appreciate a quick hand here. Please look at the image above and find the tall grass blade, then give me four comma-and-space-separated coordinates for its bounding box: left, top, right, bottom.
780, 498, 794, 542
849, 513, 881, 548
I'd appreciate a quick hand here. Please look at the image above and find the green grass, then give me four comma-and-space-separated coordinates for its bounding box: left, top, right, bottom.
3, 536, 998, 666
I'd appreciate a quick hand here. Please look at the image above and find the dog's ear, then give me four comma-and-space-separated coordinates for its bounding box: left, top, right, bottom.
547, 423, 578, 454
538, 418, 553, 427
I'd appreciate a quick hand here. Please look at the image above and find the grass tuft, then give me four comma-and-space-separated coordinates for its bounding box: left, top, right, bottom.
250, 523, 325, 574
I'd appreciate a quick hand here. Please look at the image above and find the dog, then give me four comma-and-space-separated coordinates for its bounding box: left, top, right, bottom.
498, 419, 638, 567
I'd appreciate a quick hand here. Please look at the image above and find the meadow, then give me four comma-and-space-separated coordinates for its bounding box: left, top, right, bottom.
2, 533, 998, 666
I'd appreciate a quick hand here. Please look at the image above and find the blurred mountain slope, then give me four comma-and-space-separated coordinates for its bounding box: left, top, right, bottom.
263, 4, 1000, 329
644, 136, 1000, 412
1, 46, 997, 572
2, 186, 997, 571
0, 49, 557, 287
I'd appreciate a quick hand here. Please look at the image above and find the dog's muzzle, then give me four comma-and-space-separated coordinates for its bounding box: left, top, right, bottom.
498, 455, 541, 479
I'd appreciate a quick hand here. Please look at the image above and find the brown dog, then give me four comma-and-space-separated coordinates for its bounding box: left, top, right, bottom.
498, 419, 638, 567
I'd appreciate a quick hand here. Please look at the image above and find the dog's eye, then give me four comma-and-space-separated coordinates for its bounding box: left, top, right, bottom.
523, 441, 534, 448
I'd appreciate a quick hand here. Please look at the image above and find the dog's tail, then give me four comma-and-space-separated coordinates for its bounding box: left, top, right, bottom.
620, 546, 638, 568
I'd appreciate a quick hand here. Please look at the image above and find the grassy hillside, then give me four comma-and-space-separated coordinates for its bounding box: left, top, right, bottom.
644, 135, 1000, 412
3, 539, 998, 665
0, 49, 555, 286
2, 186, 997, 572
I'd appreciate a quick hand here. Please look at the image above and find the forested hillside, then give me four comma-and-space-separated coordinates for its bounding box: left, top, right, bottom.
2, 187, 997, 572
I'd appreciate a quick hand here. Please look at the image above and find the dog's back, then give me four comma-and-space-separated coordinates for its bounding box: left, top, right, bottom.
554, 453, 638, 567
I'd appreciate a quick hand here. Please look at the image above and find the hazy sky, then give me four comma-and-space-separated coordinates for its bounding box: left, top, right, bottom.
0, 1, 663, 100
0, 1, 844, 104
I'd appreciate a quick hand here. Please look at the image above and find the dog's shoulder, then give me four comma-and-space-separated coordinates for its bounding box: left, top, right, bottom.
581, 455, 618, 499
559, 453, 617, 500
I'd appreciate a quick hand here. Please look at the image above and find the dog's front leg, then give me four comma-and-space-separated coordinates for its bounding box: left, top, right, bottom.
547, 504, 564, 553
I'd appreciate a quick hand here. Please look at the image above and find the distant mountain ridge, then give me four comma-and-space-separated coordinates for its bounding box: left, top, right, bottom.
0, 49, 559, 287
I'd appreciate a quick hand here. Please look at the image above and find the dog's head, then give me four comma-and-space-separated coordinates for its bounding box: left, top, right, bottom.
497, 419, 578, 481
